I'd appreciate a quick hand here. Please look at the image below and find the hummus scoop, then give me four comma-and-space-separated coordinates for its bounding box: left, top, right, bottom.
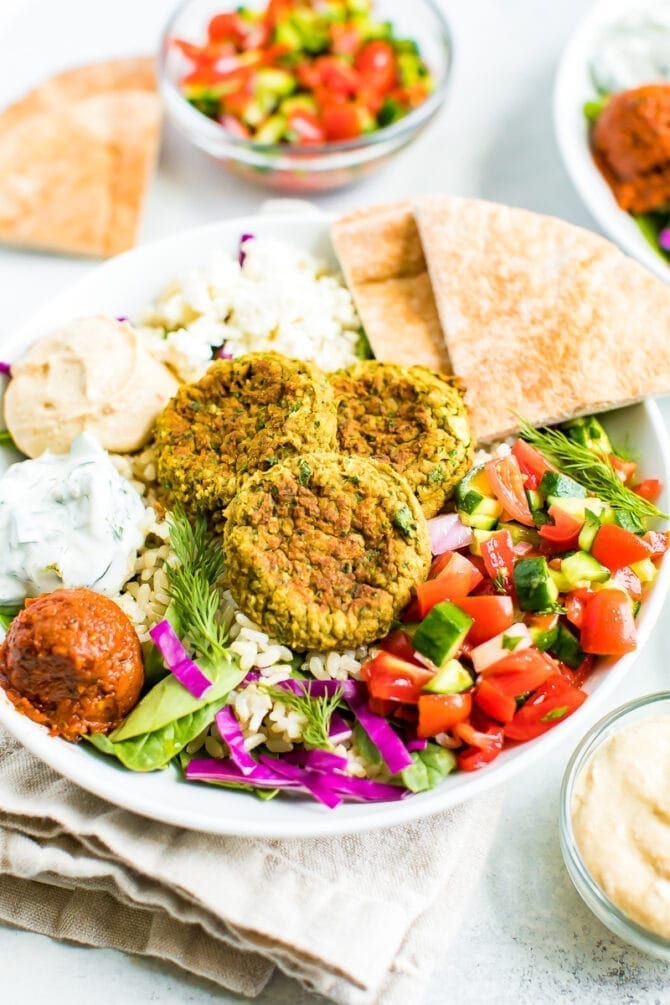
3, 315, 179, 457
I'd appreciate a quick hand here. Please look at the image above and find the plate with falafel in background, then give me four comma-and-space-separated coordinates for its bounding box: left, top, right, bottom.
1, 202, 670, 839
554, 0, 670, 284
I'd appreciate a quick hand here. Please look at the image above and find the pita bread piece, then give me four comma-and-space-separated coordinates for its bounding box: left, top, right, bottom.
416, 195, 670, 442
0, 60, 160, 258
331, 202, 450, 373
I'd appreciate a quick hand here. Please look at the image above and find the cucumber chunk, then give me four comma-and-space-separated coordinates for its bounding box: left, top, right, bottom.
578, 510, 601, 552
412, 601, 474, 670
422, 659, 473, 694
539, 471, 587, 499
549, 622, 585, 669
560, 550, 610, 589
513, 556, 559, 612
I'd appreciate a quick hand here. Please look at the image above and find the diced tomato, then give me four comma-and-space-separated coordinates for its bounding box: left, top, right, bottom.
538, 504, 583, 548
379, 629, 423, 666
219, 113, 251, 138
368, 697, 395, 717
610, 455, 637, 484
554, 654, 595, 688
473, 678, 516, 723
355, 40, 398, 93
564, 589, 593, 630
286, 109, 326, 144
208, 12, 245, 44
481, 646, 552, 697
454, 719, 504, 771
321, 102, 365, 140
455, 596, 514, 645
485, 455, 534, 526
417, 693, 472, 738
296, 61, 324, 91
504, 673, 587, 742
591, 524, 651, 572
330, 22, 360, 57
480, 530, 516, 591
430, 551, 483, 593
511, 439, 557, 483
612, 565, 643, 601
580, 589, 637, 655
633, 479, 663, 503
362, 651, 434, 704
403, 561, 481, 622
644, 530, 669, 559
315, 56, 360, 96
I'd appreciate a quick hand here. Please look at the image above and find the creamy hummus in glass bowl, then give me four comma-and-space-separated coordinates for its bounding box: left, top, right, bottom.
560, 692, 670, 960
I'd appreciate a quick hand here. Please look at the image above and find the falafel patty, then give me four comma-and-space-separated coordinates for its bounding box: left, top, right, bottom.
329, 361, 473, 518
154, 352, 338, 513
223, 453, 431, 651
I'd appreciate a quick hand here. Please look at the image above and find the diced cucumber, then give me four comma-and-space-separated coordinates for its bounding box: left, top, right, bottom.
455, 464, 493, 508
274, 20, 303, 50
469, 529, 495, 556
470, 623, 532, 675
630, 558, 658, 584
354, 14, 393, 40
498, 522, 541, 547
411, 601, 474, 670
242, 98, 271, 127
526, 488, 545, 511
281, 94, 318, 116
458, 496, 502, 529
585, 498, 615, 523
398, 51, 426, 87
549, 622, 585, 670
422, 659, 473, 694
614, 509, 645, 534
290, 10, 330, 53
254, 114, 288, 143
549, 566, 572, 594
578, 510, 601, 552
514, 557, 559, 612
255, 68, 297, 99
563, 416, 613, 455
560, 550, 610, 589
527, 613, 559, 651
540, 472, 587, 499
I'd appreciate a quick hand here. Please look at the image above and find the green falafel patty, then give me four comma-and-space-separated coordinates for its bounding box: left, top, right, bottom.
154, 352, 337, 514
223, 453, 431, 651
329, 361, 473, 518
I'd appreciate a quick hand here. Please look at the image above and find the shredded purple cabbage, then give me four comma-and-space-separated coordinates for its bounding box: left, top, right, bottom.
284, 749, 348, 773
214, 706, 257, 776
406, 736, 428, 752
347, 685, 413, 774
238, 233, 255, 267
185, 757, 295, 789
327, 776, 407, 802
0, 362, 11, 376
328, 711, 353, 744
259, 755, 342, 808
149, 620, 213, 699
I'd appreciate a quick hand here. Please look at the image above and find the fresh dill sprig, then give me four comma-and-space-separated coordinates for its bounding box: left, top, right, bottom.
516, 416, 668, 522
166, 505, 230, 662
265, 684, 344, 750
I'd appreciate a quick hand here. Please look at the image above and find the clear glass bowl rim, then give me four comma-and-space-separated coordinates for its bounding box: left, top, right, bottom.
158, 0, 453, 162
560, 690, 670, 960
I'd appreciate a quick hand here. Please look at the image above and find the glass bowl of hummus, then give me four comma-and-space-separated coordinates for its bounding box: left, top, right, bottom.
560, 692, 670, 961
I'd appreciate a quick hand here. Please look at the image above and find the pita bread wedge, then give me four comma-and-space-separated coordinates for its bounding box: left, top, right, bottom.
416, 195, 670, 442
0, 59, 160, 258
331, 202, 450, 373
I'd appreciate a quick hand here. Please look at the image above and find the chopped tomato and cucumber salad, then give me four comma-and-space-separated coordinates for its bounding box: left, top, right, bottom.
172, 0, 433, 145
361, 414, 668, 774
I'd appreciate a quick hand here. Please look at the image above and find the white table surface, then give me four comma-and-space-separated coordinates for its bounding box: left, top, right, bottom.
2, 0, 670, 1001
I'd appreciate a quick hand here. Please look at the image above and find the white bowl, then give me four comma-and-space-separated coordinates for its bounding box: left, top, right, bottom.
1, 212, 669, 838
554, 0, 670, 283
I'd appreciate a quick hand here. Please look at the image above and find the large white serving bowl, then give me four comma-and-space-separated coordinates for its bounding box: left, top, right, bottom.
0, 212, 669, 839
554, 0, 670, 284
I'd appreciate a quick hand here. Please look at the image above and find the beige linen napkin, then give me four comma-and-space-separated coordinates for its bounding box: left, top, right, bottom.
0, 729, 502, 1003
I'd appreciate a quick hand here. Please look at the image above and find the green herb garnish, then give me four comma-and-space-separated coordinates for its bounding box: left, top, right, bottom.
517, 416, 668, 522
393, 504, 417, 538
265, 684, 343, 750
501, 633, 522, 651
166, 505, 230, 662
298, 459, 312, 486
540, 705, 569, 723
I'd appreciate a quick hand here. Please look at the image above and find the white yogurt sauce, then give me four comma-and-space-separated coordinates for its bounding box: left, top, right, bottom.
591, 5, 670, 94
0, 432, 147, 605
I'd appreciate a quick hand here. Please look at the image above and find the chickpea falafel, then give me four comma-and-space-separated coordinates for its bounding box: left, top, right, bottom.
223, 452, 431, 651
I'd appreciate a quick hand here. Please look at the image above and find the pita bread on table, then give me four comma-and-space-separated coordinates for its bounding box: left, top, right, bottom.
331, 202, 451, 373
0, 58, 160, 258
415, 195, 670, 443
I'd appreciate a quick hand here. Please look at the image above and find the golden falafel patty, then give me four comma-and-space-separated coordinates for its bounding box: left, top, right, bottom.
329, 361, 472, 518
224, 453, 431, 651
154, 352, 338, 514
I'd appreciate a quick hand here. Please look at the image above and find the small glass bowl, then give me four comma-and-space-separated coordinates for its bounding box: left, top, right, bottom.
560, 692, 670, 961
158, 0, 452, 192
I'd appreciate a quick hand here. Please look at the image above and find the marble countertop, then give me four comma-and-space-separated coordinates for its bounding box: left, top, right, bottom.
1, 0, 670, 1001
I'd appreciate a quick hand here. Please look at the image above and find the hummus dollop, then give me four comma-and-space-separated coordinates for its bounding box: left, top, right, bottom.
3, 315, 179, 457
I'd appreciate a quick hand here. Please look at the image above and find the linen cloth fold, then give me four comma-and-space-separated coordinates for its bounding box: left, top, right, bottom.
0, 729, 502, 1004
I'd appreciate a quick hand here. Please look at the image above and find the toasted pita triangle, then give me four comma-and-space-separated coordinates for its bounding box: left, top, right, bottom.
0, 59, 160, 258
416, 196, 670, 442
331, 202, 450, 373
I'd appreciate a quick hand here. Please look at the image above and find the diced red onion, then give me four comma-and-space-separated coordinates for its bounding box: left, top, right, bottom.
327, 775, 408, 802
185, 757, 296, 789
283, 749, 348, 773
346, 684, 413, 774
406, 736, 428, 752
215, 346, 233, 360
239, 233, 255, 266
428, 513, 473, 555
214, 706, 258, 776
149, 620, 213, 699
259, 756, 342, 808
115, 315, 128, 323
328, 711, 353, 744
0, 362, 11, 376
660, 228, 670, 253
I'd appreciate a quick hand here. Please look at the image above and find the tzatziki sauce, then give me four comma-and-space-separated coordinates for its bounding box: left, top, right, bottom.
0, 432, 147, 605
590, 4, 670, 94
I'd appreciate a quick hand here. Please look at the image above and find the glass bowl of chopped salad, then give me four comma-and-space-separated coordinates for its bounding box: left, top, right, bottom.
158, 0, 452, 192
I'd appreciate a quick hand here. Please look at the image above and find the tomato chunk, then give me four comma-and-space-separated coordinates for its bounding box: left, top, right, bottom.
417, 693, 472, 737
511, 439, 557, 483
430, 551, 483, 592
538, 504, 583, 548
355, 40, 398, 93
633, 479, 663, 503
580, 589, 637, 655
504, 674, 587, 742
591, 524, 651, 572
362, 652, 434, 704
379, 629, 423, 665
454, 596, 514, 645
486, 455, 534, 526
455, 719, 504, 771
473, 679, 517, 723
481, 646, 552, 697
480, 530, 516, 590
403, 559, 482, 622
